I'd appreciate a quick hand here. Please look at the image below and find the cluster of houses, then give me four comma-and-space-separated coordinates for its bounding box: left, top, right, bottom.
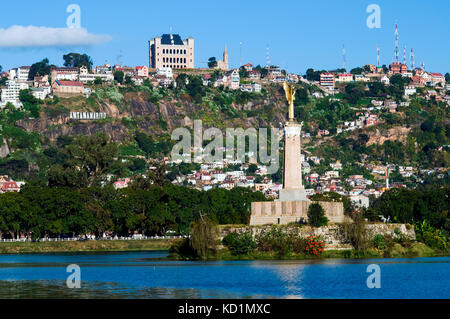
316, 63, 450, 104
102, 147, 447, 212
0, 175, 24, 194
0, 64, 150, 108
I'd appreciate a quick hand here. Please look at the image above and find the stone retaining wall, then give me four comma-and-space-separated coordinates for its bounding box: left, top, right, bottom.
220, 223, 416, 249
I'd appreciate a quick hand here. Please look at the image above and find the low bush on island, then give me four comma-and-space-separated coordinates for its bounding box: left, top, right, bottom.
307, 203, 329, 227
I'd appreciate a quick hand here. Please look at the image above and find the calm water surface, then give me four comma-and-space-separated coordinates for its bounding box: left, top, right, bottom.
0, 252, 448, 299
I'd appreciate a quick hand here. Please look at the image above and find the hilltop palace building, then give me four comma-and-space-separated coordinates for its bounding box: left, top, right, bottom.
149, 34, 194, 69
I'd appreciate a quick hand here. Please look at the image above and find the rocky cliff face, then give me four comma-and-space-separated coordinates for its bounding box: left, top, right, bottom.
0, 139, 10, 158
15, 89, 288, 143
367, 126, 411, 146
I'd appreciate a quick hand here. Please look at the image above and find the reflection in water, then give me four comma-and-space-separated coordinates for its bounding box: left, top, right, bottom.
271, 264, 305, 299
0, 253, 449, 299
0, 280, 252, 299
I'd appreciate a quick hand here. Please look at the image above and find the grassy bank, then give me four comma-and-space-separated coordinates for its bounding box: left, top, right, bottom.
0, 239, 182, 254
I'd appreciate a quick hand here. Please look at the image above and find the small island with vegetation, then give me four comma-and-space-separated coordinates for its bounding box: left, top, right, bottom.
169, 188, 449, 261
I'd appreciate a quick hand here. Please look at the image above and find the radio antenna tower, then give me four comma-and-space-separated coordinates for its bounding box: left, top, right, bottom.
403, 45, 407, 65
342, 44, 347, 71
266, 44, 271, 67
421, 61, 425, 70
377, 46, 380, 67
394, 22, 399, 63
240, 42, 243, 67
410, 48, 415, 70
117, 50, 123, 66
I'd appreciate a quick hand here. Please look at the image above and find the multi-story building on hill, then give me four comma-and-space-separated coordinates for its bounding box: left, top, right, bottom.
320, 72, 335, 89
149, 34, 194, 69
389, 62, 407, 74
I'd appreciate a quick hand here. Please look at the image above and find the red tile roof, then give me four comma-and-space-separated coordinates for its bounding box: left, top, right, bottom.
1, 181, 19, 192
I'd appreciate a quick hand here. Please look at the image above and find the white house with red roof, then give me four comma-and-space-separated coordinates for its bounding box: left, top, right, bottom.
136, 66, 149, 77
337, 73, 353, 82
242, 63, 253, 72
429, 73, 445, 86
0, 181, 20, 193
320, 72, 335, 89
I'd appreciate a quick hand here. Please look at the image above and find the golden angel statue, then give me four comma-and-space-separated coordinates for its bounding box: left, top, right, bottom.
283, 82, 296, 121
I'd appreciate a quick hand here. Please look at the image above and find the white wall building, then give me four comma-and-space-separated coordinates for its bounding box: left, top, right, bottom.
0, 80, 29, 108
156, 67, 173, 78
149, 34, 194, 69
17, 66, 31, 82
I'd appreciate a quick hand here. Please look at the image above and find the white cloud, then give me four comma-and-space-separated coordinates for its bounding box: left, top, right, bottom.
0, 25, 112, 48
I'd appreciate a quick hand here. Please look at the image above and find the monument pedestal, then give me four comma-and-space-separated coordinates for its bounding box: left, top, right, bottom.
278, 189, 308, 202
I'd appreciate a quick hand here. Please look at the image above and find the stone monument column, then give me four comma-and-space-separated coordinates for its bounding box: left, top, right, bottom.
278, 82, 307, 202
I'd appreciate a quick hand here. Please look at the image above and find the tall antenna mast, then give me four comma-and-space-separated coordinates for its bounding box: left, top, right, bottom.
342, 44, 347, 71
377, 46, 380, 67
410, 48, 415, 70
403, 45, 407, 65
240, 42, 243, 67
266, 44, 271, 67
421, 61, 425, 70
394, 22, 399, 63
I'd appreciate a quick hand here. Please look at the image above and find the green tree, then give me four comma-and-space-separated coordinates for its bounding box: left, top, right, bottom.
47, 132, 120, 188
114, 71, 125, 84
307, 203, 328, 227
445, 73, 450, 83
350, 67, 363, 75
207, 57, 217, 68
19, 89, 41, 118
189, 216, 219, 260
63, 53, 93, 71
28, 58, 53, 80
239, 67, 249, 78
344, 82, 366, 104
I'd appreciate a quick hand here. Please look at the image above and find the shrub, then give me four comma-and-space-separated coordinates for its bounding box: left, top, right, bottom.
256, 227, 293, 256
255, 227, 307, 256
340, 212, 369, 251
304, 235, 325, 256
169, 238, 197, 259
415, 221, 448, 251
289, 233, 307, 253
256, 227, 290, 253
222, 232, 256, 256
307, 203, 328, 227
373, 234, 387, 250
189, 217, 219, 260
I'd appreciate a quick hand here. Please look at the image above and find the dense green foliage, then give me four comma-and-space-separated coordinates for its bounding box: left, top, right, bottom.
366, 187, 449, 251
368, 187, 449, 229
63, 53, 93, 71
28, 58, 54, 80
0, 183, 267, 240
189, 217, 219, 259
256, 227, 306, 256
222, 232, 257, 256
307, 203, 328, 227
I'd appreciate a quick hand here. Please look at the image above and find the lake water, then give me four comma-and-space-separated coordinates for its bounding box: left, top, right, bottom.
0, 251, 448, 299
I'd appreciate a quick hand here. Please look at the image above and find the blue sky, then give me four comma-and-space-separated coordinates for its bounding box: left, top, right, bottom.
0, 0, 449, 74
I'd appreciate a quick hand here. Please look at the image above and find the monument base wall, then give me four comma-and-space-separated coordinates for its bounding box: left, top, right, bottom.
250, 201, 344, 226
278, 189, 308, 201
